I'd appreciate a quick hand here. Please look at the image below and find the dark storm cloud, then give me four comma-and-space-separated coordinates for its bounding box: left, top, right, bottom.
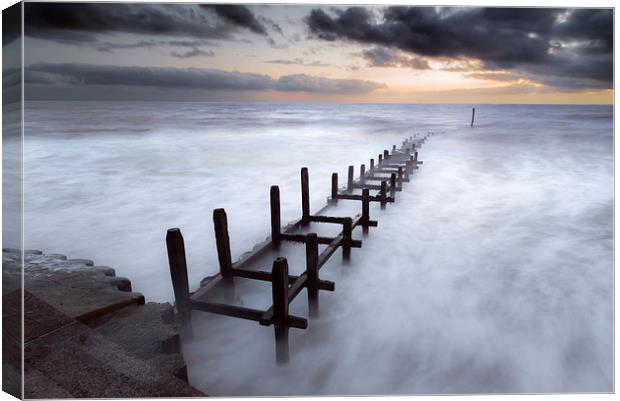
25, 4, 226, 41
305, 7, 613, 89
170, 48, 215, 59
24, 3, 274, 42
362, 47, 430, 69
25, 63, 385, 95
93, 39, 216, 59
200, 4, 267, 35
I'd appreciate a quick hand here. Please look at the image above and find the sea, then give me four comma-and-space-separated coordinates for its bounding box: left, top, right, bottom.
10, 101, 614, 394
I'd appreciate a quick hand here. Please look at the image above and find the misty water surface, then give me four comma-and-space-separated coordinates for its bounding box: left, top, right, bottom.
19, 102, 612, 394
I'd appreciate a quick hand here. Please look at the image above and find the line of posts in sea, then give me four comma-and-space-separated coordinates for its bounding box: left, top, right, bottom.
166, 132, 434, 363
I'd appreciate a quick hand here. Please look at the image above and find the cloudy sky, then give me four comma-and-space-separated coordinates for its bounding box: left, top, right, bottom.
15, 3, 614, 103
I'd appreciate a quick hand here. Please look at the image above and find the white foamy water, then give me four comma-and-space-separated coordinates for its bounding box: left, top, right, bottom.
19, 101, 612, 394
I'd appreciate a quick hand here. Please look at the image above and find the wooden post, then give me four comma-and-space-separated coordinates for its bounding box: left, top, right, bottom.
166, 228, 191, 325
471, 107, 475, 127
272, 257, 290, 364
270, 186, 281, 246
378, 154, 383, 165
392, 145, 396, 153
390, 173, 397, 199
213, 209, 233, 282
383, 149, 389, 161
347, 165, 354, 192
342, 217, 352, 261
330, 173, 338, 204
370, 158, 374, 170
414, 151, 419, 165
404, 161, 410, 180
305, 233, 319, 318
380, 181, 387, 209
301, 167, 310, 224
397, 167, 403, 186
360, 164, 365, 184
362, 188, 370, 235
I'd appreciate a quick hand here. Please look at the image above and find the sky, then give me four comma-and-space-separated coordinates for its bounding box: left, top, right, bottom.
8, 3, 614, 103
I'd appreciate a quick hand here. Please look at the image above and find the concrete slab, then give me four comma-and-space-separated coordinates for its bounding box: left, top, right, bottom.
23, 293, 205, 398
4, 250, 145, 322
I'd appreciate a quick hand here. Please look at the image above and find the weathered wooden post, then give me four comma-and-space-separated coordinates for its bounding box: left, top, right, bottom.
272, 257, 290, 364
370, 158, 375, 170
397, 167, 403, 186
330, 173, 338, 204
342, 217, 352, 261
378, 154, 383, 165
305, 233, 319, 318
414, 151, 419, 165
471, 107, 475, 127
270, 186, 281, 246
380, 181, 387, 209
362, 188, 370, 235
347, 165, 354, 192
301, 167, 310, 225
404, 160, 410, 180
360, 164, 365, 184
213, 209, 233, 283
390, 173, 397, 200
166, 228, 191, 325
383, 149, 389, 161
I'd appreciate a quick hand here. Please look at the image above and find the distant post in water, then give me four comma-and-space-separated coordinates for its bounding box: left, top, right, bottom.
397, 167, 403, 186
270, 185, 281, 246
471, 107, 475, 127
272, 257, 290, 364
378, 154, 383, 165
305, 233, 319, 318
213, 209, 233, 282
360, 164, 366, 184
166, 228, 191, 325
370, 158, 374, 171
301, 167, 310, 224
347, 165, 354, 192
383, 149, 389, 161
331, 173, 338, 204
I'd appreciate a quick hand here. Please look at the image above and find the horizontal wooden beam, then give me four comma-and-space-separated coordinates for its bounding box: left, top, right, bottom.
258, 308, 309, 329
307, 215, 350, 224
189, 299, 265, 322
378, 163, 408, 169
334, 193, 394, 203
351, 183, 402, 192
362, 175, 410, 183
230, 268, 334, 291
280, 233, 362, 248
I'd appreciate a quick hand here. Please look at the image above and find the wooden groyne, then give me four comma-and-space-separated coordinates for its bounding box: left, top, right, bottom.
166, 132, 434, 363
